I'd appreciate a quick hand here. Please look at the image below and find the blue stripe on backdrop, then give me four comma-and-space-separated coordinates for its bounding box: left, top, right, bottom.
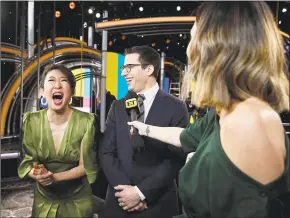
83, 68, 92, 97
117, 54, 128, 99
163, 77, 170, 93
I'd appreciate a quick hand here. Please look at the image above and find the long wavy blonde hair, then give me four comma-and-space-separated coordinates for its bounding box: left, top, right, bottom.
182, 2, 289, 113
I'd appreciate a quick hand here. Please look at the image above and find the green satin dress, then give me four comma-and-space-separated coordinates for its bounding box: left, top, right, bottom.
18, 108, 99, 218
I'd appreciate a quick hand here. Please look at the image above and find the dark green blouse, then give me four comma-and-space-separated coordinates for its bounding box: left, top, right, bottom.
178, 109, 290, 218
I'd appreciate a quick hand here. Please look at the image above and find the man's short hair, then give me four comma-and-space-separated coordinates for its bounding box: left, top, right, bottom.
124, 45, 161, 78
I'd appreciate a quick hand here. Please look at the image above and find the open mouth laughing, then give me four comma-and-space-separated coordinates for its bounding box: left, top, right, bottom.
52, 92, 64, 105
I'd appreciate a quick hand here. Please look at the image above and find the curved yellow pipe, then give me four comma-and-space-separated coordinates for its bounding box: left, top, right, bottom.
0, 47, 28, 57
0, 47, 101, 135
96, 16, 197, 29
165, 61, 175, 66
33, 37, 87, 48
280, 31, 290, 39
95, 16, 290, 38
1, 38, 87, 57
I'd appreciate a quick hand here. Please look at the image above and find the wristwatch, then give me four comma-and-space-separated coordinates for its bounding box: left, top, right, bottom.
145, 125, 150, 136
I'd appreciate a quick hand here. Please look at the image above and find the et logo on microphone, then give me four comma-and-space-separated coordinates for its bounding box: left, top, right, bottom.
125, 98, 137, 109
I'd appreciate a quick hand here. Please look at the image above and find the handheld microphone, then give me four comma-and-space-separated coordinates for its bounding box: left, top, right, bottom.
125, 91, 145, 151
125, 91, 139, 135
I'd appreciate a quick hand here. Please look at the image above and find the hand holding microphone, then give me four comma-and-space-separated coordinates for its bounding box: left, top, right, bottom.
128, 121, 147, 136
125, 91, 146, 150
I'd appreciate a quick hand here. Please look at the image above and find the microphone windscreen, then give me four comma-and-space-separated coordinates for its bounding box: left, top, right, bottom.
125, 91, 138, 109
125, 91, 138, 100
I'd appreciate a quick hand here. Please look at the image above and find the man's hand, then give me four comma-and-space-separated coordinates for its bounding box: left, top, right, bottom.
127, 201, 148, 212
114, 185, 141, 210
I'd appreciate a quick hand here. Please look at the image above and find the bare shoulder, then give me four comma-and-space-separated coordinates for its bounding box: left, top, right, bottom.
224, 98, 284, 139
220, 98, 286, 185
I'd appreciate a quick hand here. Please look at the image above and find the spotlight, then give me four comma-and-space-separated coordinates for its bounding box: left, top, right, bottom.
96, 13, 101, 18
177, 6, 181, 11
179, 34, 182, 37
83, 22, 88, 28
139, 7, 144, 12
55, 11, 61, 18
282, 8, 287, 13
279, 20, 282, 24
88, 8, 93, 14
69, 2, 76, 10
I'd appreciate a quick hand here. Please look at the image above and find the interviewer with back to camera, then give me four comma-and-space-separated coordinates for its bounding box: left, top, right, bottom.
129, 2, 290, 218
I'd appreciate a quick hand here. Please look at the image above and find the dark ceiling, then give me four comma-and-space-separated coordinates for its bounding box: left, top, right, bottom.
1, 1, 290, 63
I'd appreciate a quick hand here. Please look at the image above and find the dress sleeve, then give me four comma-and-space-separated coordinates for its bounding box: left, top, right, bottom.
18, 112, 38, 179
82, 113, 99, 184
180, 109, 215, 153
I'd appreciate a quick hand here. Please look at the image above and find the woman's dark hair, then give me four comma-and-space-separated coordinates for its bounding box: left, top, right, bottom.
40, 64, 76, 95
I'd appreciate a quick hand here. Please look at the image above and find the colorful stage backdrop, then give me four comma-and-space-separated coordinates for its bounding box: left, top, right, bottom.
105, 52, 128, 99
72, 68, 92, 112
40, 52, 172, 112
105, 52, 171, 99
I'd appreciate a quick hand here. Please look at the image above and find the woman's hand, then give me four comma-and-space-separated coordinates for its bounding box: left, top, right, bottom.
33, 163, 48, 175
35, 171, 54, 186
30, 163, 54, 186
127, 121, 147, 136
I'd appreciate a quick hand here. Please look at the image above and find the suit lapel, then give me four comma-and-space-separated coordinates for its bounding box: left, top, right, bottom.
145, 89, 165, 124
117, 101, 134, 178
119, 90, 166, 179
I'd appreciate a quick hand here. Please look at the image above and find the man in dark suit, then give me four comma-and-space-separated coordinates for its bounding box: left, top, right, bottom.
99, 45, 189, 218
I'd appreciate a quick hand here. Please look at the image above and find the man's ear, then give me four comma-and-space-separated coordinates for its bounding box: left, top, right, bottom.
146, 65, 155, 76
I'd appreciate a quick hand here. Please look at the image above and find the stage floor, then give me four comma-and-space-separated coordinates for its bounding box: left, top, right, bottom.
1, 180, 34, 218
1, 179, 104, 218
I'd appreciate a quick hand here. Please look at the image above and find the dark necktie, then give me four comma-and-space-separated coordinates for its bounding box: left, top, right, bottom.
137, 94, 146, 122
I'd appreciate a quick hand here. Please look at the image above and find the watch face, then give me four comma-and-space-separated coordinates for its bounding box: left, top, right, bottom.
146, 126, 150, 134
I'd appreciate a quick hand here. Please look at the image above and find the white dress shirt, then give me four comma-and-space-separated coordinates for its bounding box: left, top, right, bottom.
134, 83, 159, 201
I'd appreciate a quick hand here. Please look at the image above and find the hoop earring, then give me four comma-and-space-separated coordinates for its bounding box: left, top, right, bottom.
41, 97, 48, 106
69, 97, 73, 105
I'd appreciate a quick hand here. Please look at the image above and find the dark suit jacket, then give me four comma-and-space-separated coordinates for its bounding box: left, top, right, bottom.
99, 90, 189, 218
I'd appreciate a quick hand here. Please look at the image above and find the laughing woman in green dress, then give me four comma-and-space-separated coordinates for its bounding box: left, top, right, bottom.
18, 64, 99, 218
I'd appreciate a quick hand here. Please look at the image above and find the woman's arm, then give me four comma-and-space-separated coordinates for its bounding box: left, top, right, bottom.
128, 121, 184, 147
